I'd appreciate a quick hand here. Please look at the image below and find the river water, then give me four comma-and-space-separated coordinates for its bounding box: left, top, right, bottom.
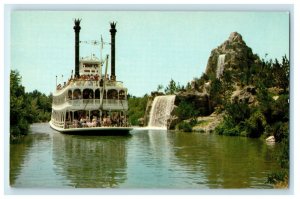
10, 123, 281, 189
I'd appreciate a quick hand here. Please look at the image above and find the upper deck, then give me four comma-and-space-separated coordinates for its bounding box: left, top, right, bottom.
53, 74, 128, 112
54, 78, 125, 97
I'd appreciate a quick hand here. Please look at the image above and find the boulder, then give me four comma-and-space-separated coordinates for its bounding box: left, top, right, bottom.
266, 135, 275, 143
231, 85, 257, 105
167, 115, 179, 130
137, 118, 145, 127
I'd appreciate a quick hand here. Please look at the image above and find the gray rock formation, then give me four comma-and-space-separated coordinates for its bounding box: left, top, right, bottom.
175, 91, 211, 115
231, 85, 257, 105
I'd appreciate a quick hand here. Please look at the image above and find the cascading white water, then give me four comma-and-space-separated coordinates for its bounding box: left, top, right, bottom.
148, 95, 176, 129
216, 54, 226, 79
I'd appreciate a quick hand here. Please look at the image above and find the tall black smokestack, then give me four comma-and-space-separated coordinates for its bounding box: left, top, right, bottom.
110, 22, 117, 81
73, 19, 81, 78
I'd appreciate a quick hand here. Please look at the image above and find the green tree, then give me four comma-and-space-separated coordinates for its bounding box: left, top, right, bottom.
26, 90, 53, 122
164, 79, 183, 94
185, 82, 192, 90
10, 70, 30, 138
127, 94, 148, 126
156, 84, 164, 92
10, 70, 54, 140
272, 56, 289, 93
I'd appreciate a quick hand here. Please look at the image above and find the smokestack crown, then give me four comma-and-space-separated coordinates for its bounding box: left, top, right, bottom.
110, 22, 117, 29
73, 19, 81, 32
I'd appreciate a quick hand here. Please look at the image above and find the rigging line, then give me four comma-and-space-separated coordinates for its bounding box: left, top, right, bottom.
83, 98, 89, 110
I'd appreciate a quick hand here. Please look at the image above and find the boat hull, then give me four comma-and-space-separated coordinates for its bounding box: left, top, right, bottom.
49, 121, 133, 135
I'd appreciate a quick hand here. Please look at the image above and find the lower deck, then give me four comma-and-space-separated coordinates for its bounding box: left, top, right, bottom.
51, 108, 129, 129
49, 121, 133, 135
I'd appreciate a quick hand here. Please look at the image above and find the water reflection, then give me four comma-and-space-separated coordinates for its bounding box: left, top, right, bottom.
52, 132, 130, 188
10, 123, 52, 187
169, 132, 280, 188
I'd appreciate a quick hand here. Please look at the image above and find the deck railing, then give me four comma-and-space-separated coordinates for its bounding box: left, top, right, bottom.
51, 119, 65, 128
62, 99, 128, 110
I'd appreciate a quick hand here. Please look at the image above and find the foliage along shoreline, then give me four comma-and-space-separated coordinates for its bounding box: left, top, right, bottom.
10, 70, 53, 141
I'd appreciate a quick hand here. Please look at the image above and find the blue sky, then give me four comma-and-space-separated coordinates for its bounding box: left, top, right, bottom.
10, 11, 289, 97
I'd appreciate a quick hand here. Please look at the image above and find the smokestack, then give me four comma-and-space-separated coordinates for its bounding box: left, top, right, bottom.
110, 22, 117, 81
73, 19, 81, 78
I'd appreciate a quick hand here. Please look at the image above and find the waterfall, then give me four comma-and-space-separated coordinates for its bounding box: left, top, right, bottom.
216, 54, 226, 79
148, 95, 176, 129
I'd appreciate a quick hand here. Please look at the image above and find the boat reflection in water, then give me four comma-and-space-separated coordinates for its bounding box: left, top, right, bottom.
52, 132, 130, 188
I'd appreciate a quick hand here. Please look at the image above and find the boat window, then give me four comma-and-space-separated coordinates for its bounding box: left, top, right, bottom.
68, 90, 72, 99
73, 89, 81, 99
83, 89, 94, 99
107, 89, 118, 99
95, 89, 100, 98
119, 90, 126, 100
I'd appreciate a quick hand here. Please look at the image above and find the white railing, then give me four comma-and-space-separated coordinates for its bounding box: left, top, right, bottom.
56, 99, 128, 110
51, 119, 65, 128
105, 81, 123, 87
72, 80, 99, 87
69, 99, 99, 105
69, 80, 122, 88
102, 99, 128, 110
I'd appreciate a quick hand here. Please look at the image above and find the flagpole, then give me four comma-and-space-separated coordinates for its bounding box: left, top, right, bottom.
100, 35, 103, 65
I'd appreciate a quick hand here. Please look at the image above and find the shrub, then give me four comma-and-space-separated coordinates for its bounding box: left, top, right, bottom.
177, 121, 192, 132
215, 115, 235, 135
244, 110, 266, 138
175, 101, 199, 121
273, 122, 289, 143
267, 170, 288, 184
223, 126, 240, 136
215, 120, 240, 136
189, 118, 198, 126
224, 101, 251, 124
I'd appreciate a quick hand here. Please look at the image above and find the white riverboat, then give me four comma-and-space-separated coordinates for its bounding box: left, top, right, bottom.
49, 19, 132, 135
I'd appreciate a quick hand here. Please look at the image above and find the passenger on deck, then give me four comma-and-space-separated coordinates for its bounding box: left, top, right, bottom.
73, 119, 79, 128
103, 116, 111, 127
80, 117, 87, 127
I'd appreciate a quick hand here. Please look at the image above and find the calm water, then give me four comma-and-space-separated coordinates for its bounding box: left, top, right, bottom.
10, 123, 281, 189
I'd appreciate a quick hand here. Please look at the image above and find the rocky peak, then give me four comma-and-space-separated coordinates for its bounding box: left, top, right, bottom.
228, 32, 244, 44
204, 32, 259, 80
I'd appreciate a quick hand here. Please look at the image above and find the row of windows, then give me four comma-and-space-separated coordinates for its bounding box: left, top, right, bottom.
53, 88, 127, 104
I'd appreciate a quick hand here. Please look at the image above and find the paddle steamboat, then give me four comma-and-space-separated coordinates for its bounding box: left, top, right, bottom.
49, 19, 132, 134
